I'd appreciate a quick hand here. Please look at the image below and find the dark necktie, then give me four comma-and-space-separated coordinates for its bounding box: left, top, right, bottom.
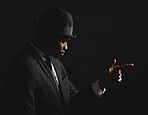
45, 56, 59, 90
45, 57, 52, 70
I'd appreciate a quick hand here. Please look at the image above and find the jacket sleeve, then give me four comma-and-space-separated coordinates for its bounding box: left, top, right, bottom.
58, 59, 100, 114
4, 62, 36, 115
69, 80, 99, 114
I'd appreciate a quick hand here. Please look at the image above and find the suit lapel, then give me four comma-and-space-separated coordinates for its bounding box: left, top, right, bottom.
38, 59, 58, 90
27, 43, 63, 104
27, 43, 68, 110
37, 57, 63, 102
50, 57, 69, 110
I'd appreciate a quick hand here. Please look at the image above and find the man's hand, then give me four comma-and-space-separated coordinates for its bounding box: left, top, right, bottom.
99, 59, 134, 90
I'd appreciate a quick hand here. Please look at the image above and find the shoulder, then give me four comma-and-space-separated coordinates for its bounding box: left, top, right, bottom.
4, 47, 38, 85
6, 45, 39, 78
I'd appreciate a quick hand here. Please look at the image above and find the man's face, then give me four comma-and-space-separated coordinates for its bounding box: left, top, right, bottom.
53, 39, 69, 58
44, 36, 71, 59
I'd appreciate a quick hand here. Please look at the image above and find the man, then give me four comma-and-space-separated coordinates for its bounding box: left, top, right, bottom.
3, 7, 134, 115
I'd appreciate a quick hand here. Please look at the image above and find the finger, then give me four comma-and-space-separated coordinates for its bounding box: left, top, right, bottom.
110, 69, 122, 83
118, 70, 122, 82
111, 59, 117, 67
113, 63, 134, 69
119, 69, 122, 74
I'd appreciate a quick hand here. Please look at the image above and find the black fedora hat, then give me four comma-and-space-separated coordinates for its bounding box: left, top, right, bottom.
34, 7, 77, 38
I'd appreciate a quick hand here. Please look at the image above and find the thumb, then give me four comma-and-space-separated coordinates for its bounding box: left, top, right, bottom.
111, 59, 117, 68
109, 59, 117, 74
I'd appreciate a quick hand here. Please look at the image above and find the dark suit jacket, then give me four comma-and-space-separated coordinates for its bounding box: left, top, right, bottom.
3, 43, 98, 115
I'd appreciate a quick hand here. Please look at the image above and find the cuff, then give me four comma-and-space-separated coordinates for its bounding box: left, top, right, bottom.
92, 79, 106, 98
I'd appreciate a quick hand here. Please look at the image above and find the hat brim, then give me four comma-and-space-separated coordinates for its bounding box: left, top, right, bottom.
57, 31, 77, 39
50, 28, 77, 38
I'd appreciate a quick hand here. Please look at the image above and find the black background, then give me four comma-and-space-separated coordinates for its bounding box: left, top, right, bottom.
0, 0, 147, 115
